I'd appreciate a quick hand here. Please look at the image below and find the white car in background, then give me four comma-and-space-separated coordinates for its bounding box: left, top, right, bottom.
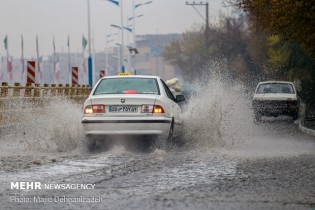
81, 75, 185, 151
252, 81, 299, 121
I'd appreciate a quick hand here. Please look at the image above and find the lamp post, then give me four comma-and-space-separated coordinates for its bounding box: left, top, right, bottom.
105, 0, 152, 73
120, 0, 125, 73
110, 24, 132, 73
131, 0, 153, 73
87, 0, 93, 87
105, 34, 116, 75
132, 0, 153, 48
105, 0, 125, 72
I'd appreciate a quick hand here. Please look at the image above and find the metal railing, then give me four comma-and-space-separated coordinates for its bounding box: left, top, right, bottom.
0, 82, 90, 99
0, 82, 90, 126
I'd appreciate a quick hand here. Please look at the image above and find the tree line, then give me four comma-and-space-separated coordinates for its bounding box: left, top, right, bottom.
163, 0, 315, 106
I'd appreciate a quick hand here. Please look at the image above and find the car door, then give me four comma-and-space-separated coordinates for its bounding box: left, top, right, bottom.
160, 79, 182, 125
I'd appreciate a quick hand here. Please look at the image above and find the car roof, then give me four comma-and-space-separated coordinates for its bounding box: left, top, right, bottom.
101, 75, 161, 79
257, 81, 294, 85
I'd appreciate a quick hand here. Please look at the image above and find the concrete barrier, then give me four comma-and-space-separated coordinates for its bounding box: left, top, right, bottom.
298, 103, 315, 137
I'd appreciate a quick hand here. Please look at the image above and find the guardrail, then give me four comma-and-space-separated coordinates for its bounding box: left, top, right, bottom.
0, 82, 90, 99
0, 82, 90, 126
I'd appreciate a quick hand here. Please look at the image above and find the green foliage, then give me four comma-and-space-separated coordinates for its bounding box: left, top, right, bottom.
267, 35, 290, 68
163, 30, 207, 80
163, 4, 315, 104
225, 0, 315, 105
228, 0, 315, 61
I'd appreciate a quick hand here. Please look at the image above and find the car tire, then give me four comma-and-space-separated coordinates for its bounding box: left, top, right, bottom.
167, 119, 174, 143
85, 135, 98, 152
140, 135, 155, 152
172, 126, 185, 147
254, 112, 262, 122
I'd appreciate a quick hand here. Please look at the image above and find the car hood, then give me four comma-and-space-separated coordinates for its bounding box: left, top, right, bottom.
253, 93, 297, 101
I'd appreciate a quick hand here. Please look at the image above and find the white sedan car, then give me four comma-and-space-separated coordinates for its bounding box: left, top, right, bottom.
81, 75, 185, 150
252, 81, 299, 121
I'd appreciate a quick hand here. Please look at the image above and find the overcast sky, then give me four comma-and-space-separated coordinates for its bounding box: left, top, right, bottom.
0, 0, 231, 58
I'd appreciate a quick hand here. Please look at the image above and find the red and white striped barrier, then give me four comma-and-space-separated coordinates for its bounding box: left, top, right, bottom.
99, 70, 105, 79
27, 61, 36, 84
72, 66, 78, 86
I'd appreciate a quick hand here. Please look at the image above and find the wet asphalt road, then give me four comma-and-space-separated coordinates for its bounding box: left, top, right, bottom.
0, 121, 315, 210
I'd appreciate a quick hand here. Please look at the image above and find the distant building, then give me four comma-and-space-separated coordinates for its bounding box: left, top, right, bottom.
134, 34, 181, 80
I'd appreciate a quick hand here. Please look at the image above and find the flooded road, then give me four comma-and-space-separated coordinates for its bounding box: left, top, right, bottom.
0, 122, 315, 210
1, 82, 315, 209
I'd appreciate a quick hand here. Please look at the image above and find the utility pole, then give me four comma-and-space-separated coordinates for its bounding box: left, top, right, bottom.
186, 1, 210, 49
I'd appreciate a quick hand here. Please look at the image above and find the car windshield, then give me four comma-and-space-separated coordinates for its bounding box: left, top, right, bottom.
256, 83, 295, 94
93, 78, 160, 95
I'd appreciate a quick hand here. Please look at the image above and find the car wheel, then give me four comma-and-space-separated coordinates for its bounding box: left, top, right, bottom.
167, 119, 174, 143
172, 126, 185, 147
140, 135, 155, 152
85, 135, 97, 152
254, 112, 262, 122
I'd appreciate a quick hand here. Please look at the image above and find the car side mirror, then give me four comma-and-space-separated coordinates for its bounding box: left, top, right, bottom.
175, 94, 185, 103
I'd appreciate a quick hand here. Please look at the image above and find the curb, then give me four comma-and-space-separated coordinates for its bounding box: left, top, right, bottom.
299, 120, 315, 137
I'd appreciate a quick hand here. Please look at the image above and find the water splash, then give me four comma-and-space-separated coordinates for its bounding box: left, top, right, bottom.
6, 98, 84, 152
181, 68, 254, 149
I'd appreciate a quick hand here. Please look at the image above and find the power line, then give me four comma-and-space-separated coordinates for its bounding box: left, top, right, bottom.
186, 1, 210, 49
191, 5, 206, 21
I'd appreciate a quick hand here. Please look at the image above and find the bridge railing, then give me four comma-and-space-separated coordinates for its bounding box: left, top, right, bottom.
0, 82, 90, 99
0, 82, 90, 126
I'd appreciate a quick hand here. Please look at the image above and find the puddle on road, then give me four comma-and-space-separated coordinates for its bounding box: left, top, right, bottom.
223, 123, 315, 158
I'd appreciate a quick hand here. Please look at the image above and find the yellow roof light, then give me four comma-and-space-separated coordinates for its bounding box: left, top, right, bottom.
118, 72, 132, 76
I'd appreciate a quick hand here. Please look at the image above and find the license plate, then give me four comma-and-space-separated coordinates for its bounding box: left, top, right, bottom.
109, 106, 138, 112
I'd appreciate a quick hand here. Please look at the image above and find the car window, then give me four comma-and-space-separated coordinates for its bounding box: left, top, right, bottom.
161, 79, 176, 101
256, 83, 295, 94
93, 78, 160, 95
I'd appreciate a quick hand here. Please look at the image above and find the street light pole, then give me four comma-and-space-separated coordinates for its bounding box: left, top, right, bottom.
132, 0, 153, 74
120, 0, 125, 73
110, 24, 132, 73
87, 0, 93, 87
132, 0, 136, 49
132, 0, 136, 74
105, 33, 117, 74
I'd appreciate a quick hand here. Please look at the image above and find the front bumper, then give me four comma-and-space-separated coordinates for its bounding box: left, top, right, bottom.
81, 116, 172, 135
